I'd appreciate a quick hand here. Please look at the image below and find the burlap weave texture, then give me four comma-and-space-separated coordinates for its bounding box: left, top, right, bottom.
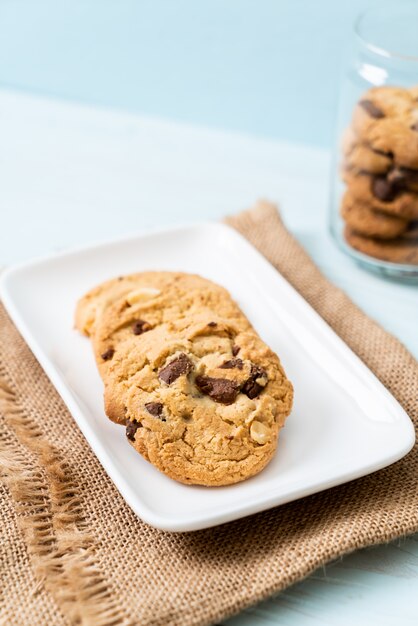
0, 202, 417, 626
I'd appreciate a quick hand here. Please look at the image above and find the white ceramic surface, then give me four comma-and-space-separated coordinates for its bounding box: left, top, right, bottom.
0, 223, 414, 532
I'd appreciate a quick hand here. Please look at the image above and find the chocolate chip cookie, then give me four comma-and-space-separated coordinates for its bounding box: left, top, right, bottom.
351, 86, 418, 170
343, 171, 418, 219
366, 119, 418, 170
339, 85, 418, 265
75, 274, 158, 337
344, 223, 418, 265
352, 87, 412, 134
340, 191, 409, 239
342, 128, 392, 175
76, 272, 293, 486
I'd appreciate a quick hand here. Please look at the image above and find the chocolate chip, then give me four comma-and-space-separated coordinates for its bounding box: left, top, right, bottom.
231, 345, 240, 356
145, 402, 164, 418
195, 375, 240, 405
371, 176, 398, 202
126, 419, 140, 441
241, 365, 268, 400
219, 358, 243, 370
158, 353, 193, 385
207, 321, 217, 327
411, 123, 418, 132
133, 319, 152, 335
101, 348, 115, 361
359, 99, 385, 119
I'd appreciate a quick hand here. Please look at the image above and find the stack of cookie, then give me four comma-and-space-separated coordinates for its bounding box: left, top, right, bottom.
75, 271, 293, 487
340, 85, 418, 265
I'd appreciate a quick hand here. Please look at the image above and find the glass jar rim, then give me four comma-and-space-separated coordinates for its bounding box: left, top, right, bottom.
354, 2, 418, 63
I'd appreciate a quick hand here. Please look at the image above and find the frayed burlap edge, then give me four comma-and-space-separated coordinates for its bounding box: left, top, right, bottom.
0, 372, 132, 626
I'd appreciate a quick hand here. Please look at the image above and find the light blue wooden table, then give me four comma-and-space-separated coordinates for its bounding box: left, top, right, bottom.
1, 90, 417, 625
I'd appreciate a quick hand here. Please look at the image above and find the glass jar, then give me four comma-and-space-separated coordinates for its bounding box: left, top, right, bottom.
329, 3, 418, 280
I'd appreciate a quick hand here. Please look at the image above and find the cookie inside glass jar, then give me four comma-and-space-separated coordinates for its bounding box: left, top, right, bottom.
340, 85, 418, 266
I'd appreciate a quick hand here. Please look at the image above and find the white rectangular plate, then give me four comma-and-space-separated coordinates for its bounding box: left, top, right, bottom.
0, 223, 414, 532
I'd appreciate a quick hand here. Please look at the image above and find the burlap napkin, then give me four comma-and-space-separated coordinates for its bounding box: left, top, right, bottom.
0, 202, 417, 626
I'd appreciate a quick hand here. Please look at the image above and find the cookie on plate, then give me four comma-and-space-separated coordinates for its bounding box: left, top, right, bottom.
75, 274, 153, 337
88, 272, 251, 424
76, 272, 293, 486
